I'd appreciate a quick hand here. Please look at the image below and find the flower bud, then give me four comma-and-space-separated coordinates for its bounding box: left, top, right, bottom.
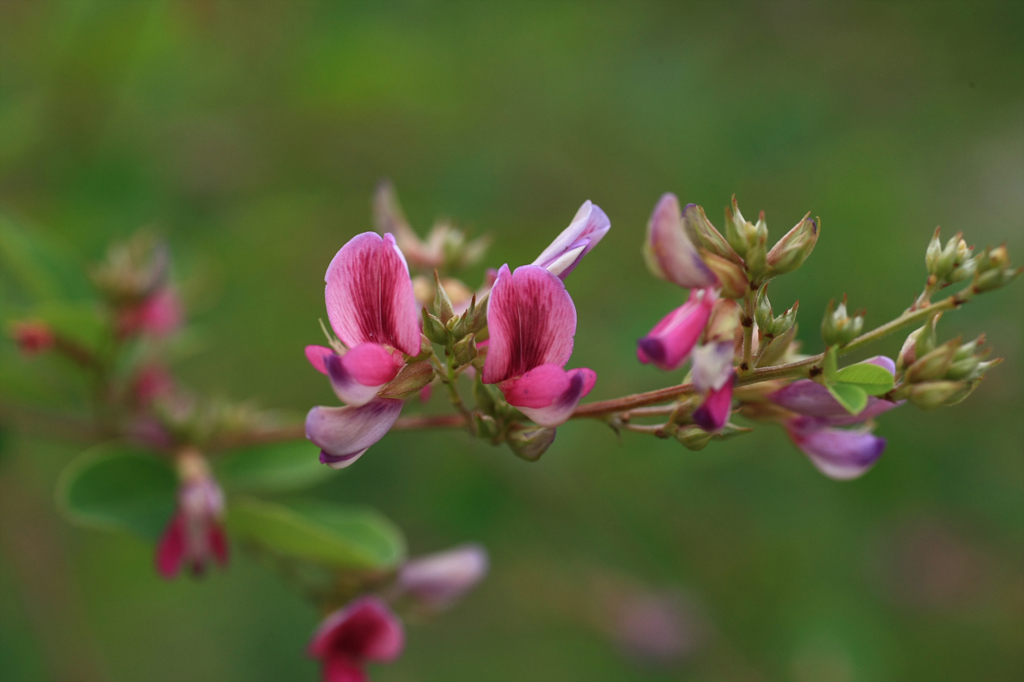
821, 296, 864, 347
675, 425, 713, 451
682, 203, 742, 265
705, 299, 742, 343
433, 271, 455, 324
701, 250, 749, 299
421, 308, 448, 345
925, 228, 970, 281
907, 380, 974, 410
506, 423, 557, 461
896, 326, 923, 373
764, 214, 818, 279
378, 362, 435, 399
905, 339, 958, 383
754, 285, 798, 338
398, 544, 489, 612
972, 245, 1021, 293
643, 194, 718, 289
914, 314, 941, 359
9, 320, 54, 355
452, 333, 478, 366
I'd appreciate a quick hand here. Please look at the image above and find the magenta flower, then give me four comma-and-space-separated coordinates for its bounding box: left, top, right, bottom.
690, 341, 736, 432
156, 473, 228, 579
305, 232, 421, 468
770, 356, 901, 479
398, 543, 489, 611
10, 320, 54, 355
482, 264, 596, 426
309, 596, 404, 682
637, 288, 717, 371
643, 193, 719, 289
532, 201, 611, 280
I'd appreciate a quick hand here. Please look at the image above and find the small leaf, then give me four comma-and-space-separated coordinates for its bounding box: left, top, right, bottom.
834, 363, 895, 396
56, 443, 177, 542
226, 498, 406, 571
826, 383, 869, 415
822, 346, 838, 383
214, 440, 332, 494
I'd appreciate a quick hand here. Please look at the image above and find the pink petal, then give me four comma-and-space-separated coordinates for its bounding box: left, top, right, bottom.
645, 195, 718, 289
501, 365, 597, 427
325, 232, 420, 356
155, 512, 186, 580
306, 345, 335, 375
208, 522, 229, 566
532, 201, 611, 279
306, 400, 404, 469
692, 375, 734, 432
787, 418, 887, 480
323, 657, 367, 682
637, 289, 716, 371
482, 265, 577, 384
309, 596, 405, 663
325, 344, 401, 407
399, 543, 490, 610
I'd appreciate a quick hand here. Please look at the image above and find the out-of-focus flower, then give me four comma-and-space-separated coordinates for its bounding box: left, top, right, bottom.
770, 356, 900, 479
610, 590, 704, 665
131, 364, 176, 406
482, 264, 596, 427
532, 201, 611, 280
156, 451, 228, 579
305, 232, 428, 469
398, 544, 489, 612
10, 320, 54, 355
309, 596, 404, 682
118, 288, 183, 338
637, 289, 717, 371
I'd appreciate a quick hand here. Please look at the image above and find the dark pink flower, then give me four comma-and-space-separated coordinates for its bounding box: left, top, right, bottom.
637, 288, 717, 371
156, 472, 227, 579
482, 264, 596, 426
305, 232, 421, 468
309, 597, 404, 682
532, 201, 611, 280
398, 544, 489, 611
10, 321, 54, 355
119, 288, 182, 338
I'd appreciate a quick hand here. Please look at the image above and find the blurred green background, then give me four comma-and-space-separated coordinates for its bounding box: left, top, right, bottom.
1, 1, 1022, 681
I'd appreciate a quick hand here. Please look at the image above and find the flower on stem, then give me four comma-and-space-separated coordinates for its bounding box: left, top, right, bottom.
117, 287, 183, 338
770, 356, 900, 480
309, 596, 404, 682
642, 193, 719, 289
10, 320, 54, 355
637, 288, 717, 371
690, 342, 736, 432
532, 200, 611, 280
156, 450, 228, 579
398, 543, 489, 612
482, 264, 596, 427
305, 232, 426, 469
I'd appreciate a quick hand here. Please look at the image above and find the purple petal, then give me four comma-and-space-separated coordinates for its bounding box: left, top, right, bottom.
306, 400, 403, 469
399, 544, 489, 610
644, 194, 718, 289
532, 201, 611, 279
305, 345, 335, 376
692, 375, 734, 432
309, 596, 405, 663
637, 289, 716, 371
864, 355, 896, 374
482, 264, 577, 384
770, 356, 899, 423
500, 364, 596, 427
787, 418, 887, 480
325, 232, 420, 356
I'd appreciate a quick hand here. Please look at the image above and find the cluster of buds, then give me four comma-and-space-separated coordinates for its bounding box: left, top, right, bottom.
895, 315, 999, 410
91, 232, 182, 338
925, 228, 975, 285
754, 284, 798, 339
821, 295, 865, 347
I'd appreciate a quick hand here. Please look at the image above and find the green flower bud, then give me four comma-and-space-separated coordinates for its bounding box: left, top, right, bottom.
378, 362, 435, 399
754, 284, 798, 338
905, 339, 958, 384
702, 251, 749, 299
896, 326, 923, 374
684, 203, 742, 265
907, 380, 974, 410
506, 424, 556, 462
724, 197, 752, 257
764, 213, 819, 278
474, 414, 500, 439
675, 425, 713, 451
914, 314, 941, 359
422, 308, 449, 345
452, 333, 478, 366
433, 270, 455, 324
821, 296, 864, 347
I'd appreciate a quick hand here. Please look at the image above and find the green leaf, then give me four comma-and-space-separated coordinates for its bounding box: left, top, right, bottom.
215, 440, 333, 494
56, 443, 177, 542
226, 498, 406, 571
822, 345, 839, 383
834, 362, 895, 396
0, 215, 90, 302
34, 301, 107, 355
826, 383, 869, 415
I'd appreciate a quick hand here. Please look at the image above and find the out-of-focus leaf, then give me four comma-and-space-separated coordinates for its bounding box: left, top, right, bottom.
826, 383, 869, 416
226, 498, 405, 571
834, 363, 895, 396
0, 216, 90, 302
56, 443, 176, 542
33, 301, 107, 355
215, 440, 332, 494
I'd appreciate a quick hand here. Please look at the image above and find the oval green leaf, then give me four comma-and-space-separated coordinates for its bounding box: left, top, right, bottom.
56, 443, 176, 542
226, 498, 406, 571
834, 362, 895, 396
214, 440, 332, 494
826, 382, 869, 415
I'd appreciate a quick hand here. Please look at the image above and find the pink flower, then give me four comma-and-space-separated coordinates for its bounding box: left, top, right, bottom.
770, 356, 901, 479
119, 288, 182, 338
309, 596, 404, 682
637, 288, 717, 371
690, 341, 735, 432
398, 544, 489, 611
532, 201, 611, 280
482, 264, 596, 427
156, 472, 228, 579
305, 232, 421, 468
643, 194, 718, 289
10, 321, 54, 355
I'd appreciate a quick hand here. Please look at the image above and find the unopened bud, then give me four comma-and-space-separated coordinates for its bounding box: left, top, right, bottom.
896, 326, 923, 373
701, 251, 749, 299
452, 333, 478, 366
682, 203, 742, 265
972, 245, 1021, 293
914, 314, 941, 359
764, 214, 818, 278
705, 299, 742, 343
675, 425, 713, 451
421, 308, 448, 345
821, 297, 864, 346
506, 424, 556, 462
754, 285, 798, 338
433, 271, 455, 323
908, 380, 974, 410
10, 320, 54, 355
905, 339, 958, 383
378, 362, 435, 399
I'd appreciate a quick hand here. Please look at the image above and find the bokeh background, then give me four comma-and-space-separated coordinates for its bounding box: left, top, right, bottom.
1, 2, 1022, 681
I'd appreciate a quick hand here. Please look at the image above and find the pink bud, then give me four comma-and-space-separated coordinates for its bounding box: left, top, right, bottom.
10, 321, 54, 355
398, 544, 489, 611
637, 289, 717, 371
